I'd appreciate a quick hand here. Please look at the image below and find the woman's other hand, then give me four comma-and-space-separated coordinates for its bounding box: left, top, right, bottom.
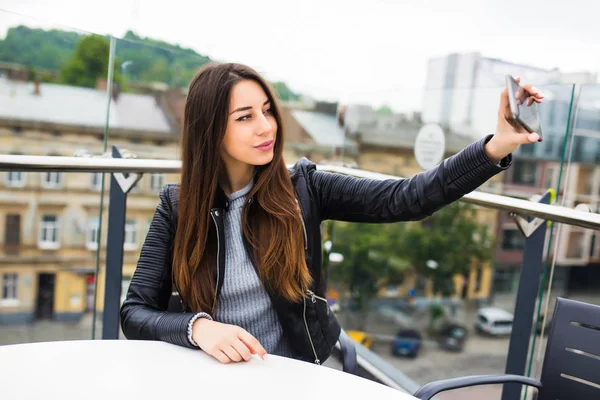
192, 318, 268, 363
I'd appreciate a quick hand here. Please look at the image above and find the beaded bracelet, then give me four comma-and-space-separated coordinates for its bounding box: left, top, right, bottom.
187, 312, 213, 347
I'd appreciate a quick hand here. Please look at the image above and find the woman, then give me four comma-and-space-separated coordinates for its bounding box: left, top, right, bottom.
120, 63, 542, 365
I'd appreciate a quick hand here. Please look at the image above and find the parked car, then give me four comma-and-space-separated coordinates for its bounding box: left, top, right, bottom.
391, 329, 422, 358
475, 307, 513, 336
346, 330, 373, 349
437, 323, 468, 351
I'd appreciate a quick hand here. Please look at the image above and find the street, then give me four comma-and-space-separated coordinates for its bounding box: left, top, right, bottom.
373, 336, 510, 399
372, 332, 546, 399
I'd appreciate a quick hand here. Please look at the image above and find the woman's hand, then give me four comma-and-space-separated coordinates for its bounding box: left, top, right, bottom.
485, 77, 544, 163
192, 318, 268, 363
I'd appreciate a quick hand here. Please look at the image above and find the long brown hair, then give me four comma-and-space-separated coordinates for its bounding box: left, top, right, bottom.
173, 62, 312, 313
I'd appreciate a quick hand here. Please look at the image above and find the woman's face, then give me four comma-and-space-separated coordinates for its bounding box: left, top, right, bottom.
221, 80, 278, 171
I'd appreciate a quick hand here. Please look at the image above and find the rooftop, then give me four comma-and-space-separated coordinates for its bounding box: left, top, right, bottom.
0, 77, 173, 134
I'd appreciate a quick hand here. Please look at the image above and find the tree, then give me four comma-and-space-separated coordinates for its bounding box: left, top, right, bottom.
328, 201, 493, 331
0, 25, 80, 71
400, 202, 494, 297
330, 221, 410, 328
271, 81, 300, 101
1, 25, 306, 97
60, 35, 123, 88
376, 104, 393, 115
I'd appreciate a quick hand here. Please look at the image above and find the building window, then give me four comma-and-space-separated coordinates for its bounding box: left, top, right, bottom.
4, 214, 21, 254
544, 167, 556, 190
6, 171, 25, 187
2, 273, 18, 304
87, 217, 100, 250
493, 267, 520, 294
41, 172, 64, 188
502, 229, 525, 251
91, 173, 103, 191
150, 174, 165, 194
124, 219, 138, 251
511, 161, 537, 186
566, 231, 585, 259
519, 143, 535, 156
39, 214, 60, 249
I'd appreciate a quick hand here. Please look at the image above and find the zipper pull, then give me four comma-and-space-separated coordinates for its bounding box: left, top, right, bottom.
315, 358, 321, 365
307, 290, 316, 303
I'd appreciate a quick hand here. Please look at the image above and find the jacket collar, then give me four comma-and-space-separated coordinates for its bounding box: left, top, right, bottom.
212, 173, 258, 212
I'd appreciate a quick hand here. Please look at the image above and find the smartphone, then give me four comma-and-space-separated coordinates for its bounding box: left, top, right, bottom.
505, 74, 543, 142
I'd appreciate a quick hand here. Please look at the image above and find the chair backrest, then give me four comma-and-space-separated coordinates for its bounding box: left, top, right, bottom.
539, 297, 600, 399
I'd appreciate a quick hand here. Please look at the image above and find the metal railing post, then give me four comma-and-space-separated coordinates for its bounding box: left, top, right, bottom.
101, 146, 142, 339
501, 191, 551, 400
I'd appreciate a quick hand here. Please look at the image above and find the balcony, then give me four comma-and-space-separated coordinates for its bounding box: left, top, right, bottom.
1, 7, 600, 399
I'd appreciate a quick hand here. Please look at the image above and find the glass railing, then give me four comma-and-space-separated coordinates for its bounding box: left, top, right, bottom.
0, 170, 108, 344
2, 8, 600, 400
523, 83, 600, 400
0, 11, 110, 344
336, 83, 576, 399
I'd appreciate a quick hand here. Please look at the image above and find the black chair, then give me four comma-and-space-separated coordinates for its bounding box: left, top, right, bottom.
338, 329, 358, 375
413, 297, 600, 400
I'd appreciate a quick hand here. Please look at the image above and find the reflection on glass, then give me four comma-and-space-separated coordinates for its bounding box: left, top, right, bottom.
526, 83, 600, 392
0, 11, 111, 344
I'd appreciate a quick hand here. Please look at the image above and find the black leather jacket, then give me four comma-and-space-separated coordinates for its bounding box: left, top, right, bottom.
120, 135, 510, 364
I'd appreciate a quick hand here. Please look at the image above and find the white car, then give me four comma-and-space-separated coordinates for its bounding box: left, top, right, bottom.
475, 307, 513, 336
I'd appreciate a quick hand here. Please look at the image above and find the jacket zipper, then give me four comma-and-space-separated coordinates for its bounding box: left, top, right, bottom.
303, 294, 320, 365
210, 209, 221, 311
296, 198, 319, 364
306, 289, 327, 304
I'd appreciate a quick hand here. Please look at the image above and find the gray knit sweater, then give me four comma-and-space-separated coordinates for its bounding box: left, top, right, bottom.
213, 179, 293, 357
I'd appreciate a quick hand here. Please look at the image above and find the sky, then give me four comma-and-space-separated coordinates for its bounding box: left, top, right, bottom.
1, 0, 599, 112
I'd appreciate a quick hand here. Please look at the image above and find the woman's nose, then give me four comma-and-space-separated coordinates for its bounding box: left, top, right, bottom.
256, 114, 273, 135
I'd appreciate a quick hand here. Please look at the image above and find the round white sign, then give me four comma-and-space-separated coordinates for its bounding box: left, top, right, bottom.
414, 124, 446, 170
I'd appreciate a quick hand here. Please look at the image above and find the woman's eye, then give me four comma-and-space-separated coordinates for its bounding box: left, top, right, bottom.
263, 108, 272, 115
236, 114, 251, 122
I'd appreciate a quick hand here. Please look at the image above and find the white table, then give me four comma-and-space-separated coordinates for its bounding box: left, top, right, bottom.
0, 340, 417, 400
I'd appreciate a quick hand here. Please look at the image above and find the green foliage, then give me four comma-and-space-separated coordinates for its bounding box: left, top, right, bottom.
376, 104, 393, 115
329, 202, 494, 311
402, 202, 494, 297
0, 25, 300, 99
271, 81, 300, 101
115, 31, 210, 88
330, 222, 410, 310
60, 35, 119, 88
0, 25, 80, 71
427, 302, 447, 334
